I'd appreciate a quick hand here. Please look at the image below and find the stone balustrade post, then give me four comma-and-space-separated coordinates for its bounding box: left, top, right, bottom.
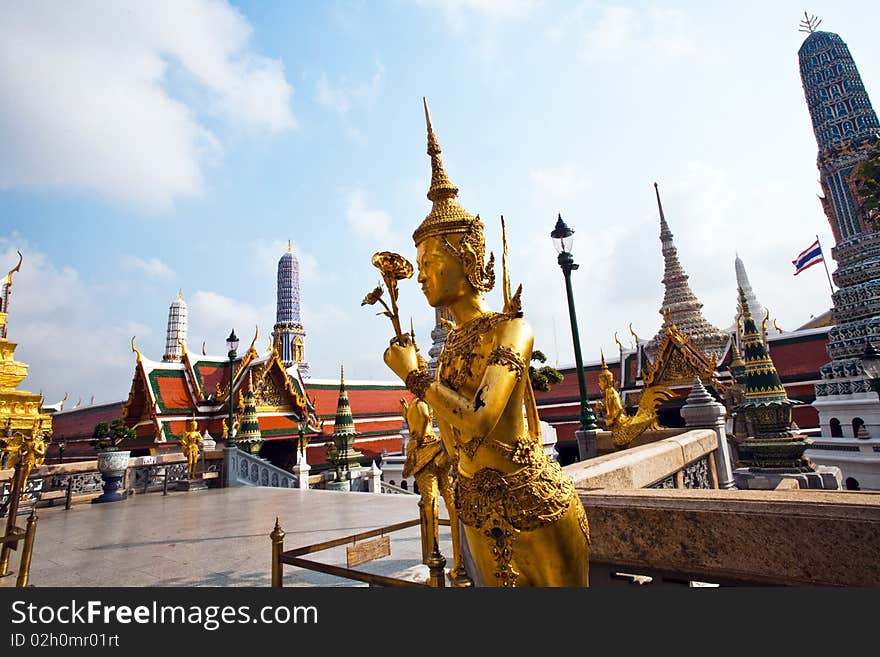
680, 376, 736, 489
575, 429, 600, 461
367, 460, 382, 493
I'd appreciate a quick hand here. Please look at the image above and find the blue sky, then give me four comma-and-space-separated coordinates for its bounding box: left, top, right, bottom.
2, 0, 878, 407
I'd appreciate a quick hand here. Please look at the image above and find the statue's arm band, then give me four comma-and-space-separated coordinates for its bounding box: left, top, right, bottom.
405, 370, 434, 399
488, 346, 525, 380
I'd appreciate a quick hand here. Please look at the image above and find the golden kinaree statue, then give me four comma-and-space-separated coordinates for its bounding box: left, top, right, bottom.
400, 397, 470, 585
179, 417, 204, 479
597, 352, 673, 449
4, 420, 47, 499
380, 99, 589, 587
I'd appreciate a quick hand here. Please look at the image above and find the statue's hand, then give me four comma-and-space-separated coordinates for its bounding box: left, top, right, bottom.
384, 341, 420, 382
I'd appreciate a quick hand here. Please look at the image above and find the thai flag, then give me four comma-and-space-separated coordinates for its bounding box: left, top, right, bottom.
792, 239, 824, 275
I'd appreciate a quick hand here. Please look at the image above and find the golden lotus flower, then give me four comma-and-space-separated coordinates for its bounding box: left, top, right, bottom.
361, 285, 384, 307
372, 251, 414, 281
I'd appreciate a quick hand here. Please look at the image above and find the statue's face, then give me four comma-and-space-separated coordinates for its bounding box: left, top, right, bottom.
416, 236, 469, 308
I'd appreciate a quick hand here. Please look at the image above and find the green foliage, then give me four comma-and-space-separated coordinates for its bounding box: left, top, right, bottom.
529, 349, 564, 392
851, 152, 880, 230
91, 418, 136, 451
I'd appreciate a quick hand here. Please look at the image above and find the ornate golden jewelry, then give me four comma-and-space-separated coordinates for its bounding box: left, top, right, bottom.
438, 312, 515, 390
454, 455, 580, 534
487, 345, 525, 380
405, 369, 434, 399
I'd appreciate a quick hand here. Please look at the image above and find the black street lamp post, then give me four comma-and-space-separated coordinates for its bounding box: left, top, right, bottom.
296, 421, 308, 463
551, 214, 599, 432
226, 329, 240, 449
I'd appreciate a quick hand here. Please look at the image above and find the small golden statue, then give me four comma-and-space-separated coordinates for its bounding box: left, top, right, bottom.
179, 417, 204, 479
378, 99, 589, 586
4, 421, 47, 499
597, 352, 673, 449
400, 397, 470, 586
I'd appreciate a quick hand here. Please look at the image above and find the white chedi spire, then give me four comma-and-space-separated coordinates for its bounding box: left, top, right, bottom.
729, 254, 779, 334
163, 290, 188, 362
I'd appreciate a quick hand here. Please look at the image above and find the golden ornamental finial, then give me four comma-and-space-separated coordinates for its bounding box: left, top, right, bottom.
629, 322, 639, 348
5, 250, 22, 288
798, 11, 821, 33
600, 348, 607, 369
501, 216, 522, 315
176, 329, 187, 356
248, 324, 259, 354
131, 336, 143, 363
614, 332, 624, 354
287, 240, 292, 253
177, 289, 183, 300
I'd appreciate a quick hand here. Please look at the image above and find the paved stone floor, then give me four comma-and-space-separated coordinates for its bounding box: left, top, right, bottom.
1, 487, 454, 587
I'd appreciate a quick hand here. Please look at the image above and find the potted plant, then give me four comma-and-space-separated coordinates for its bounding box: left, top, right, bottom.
91, 418, 136, 504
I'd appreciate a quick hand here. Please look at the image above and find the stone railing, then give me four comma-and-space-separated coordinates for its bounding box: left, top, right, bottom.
580, 488, 880, 586
128, 451, 224, 494
564, 429, 721, 491
0, 450, 227, 508
379, 480, 416, 495
563, 430, 880, 586
225, 448, 296, 489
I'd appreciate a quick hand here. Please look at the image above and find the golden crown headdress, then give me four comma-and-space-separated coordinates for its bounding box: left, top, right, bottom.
413, 98, 494, 292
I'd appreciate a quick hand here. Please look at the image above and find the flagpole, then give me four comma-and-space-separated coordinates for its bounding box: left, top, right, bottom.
817, 234, 835, 296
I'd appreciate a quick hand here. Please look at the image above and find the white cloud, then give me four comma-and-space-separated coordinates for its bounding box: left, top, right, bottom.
0, 0, 295, 209
314, 61, 385, 143
345, 189, 394, 242
529, 165, 591, 203
552, 3, 695, 62
416, 0, 541, 32
315, 61, 384, 114
122, 256, 175, 279
187, 290, 273, 356
0, 237, 146, 405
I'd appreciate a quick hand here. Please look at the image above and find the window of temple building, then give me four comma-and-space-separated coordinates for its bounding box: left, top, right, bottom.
852, 417, 867, 438
830, 418, 843, 437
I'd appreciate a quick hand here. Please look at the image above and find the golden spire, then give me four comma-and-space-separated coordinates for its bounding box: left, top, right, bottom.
413, 98, 480, 246
423, 97, 459, 203
600, 349, 607, 369
413, 98, 495, 291
287, 240, 292, 253
177, 289, 183, 300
